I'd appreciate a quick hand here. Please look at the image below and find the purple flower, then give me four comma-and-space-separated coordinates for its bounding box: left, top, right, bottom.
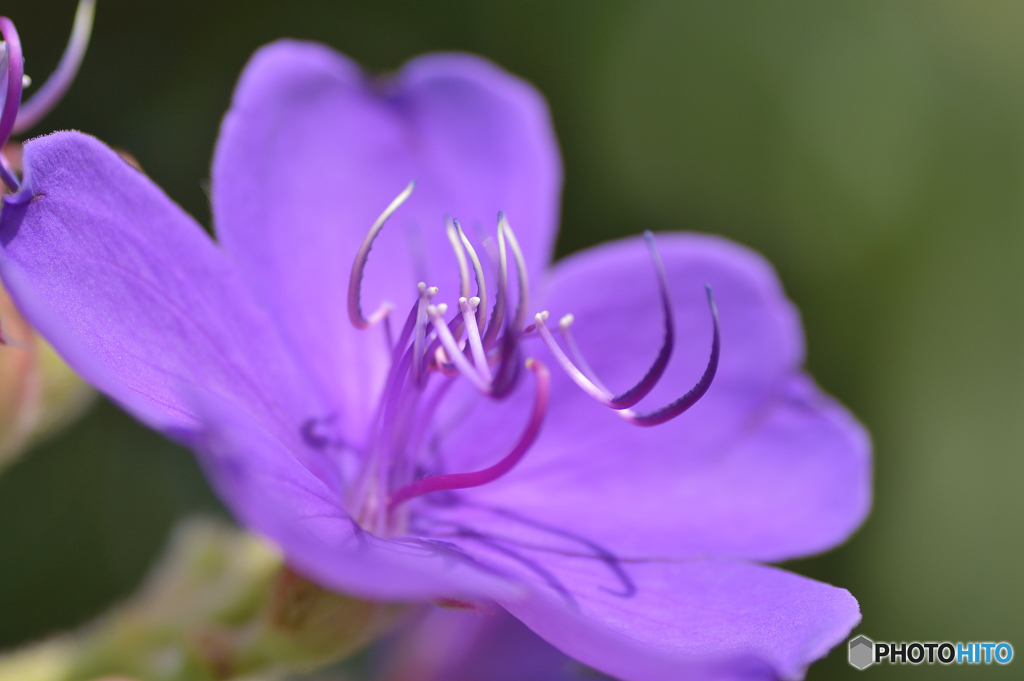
0, 40, 871, 681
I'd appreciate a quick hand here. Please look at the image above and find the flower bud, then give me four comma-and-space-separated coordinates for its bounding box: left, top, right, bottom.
0, 279, 95, 469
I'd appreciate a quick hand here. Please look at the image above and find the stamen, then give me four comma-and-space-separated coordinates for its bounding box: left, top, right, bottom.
481, 215, 509, 349
534, 233, 720, 426
489, 321, 522, 398
554, 231, 674, 409
412, 282, 436, 383
388, 358, 550, 510
535, 311, 610, 405
453, 220, 488, 333
421, 314, 464, 380
0, 19, 24, 189
406, 375, 457, 467
13, 0, 95, 134
445, 218, 471, 301
558, 313, 610, 394
348, 181, 415, 329
621, 288, 719, 427
432, 345, 460, 378
427, 303, 491, 394
501, 216, 530, 333
460, 296, 492, 383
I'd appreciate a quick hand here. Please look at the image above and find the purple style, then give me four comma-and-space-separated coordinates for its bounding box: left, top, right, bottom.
0, 40, 871, 681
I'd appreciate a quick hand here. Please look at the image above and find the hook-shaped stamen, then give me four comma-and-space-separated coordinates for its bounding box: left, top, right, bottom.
454, 220, 487, 333
388, 358, 549, 510
501, 216, 530, 333
446, 218, 471, 301
563, 231, 675, 409
537, 286, 719, 426
13, 0, 95, 134
481, 214, 509, 349
427, 304, 491, 393
0, 18, 24, 159
558, 313, 610, 393
460, 296, 492, 383
348, 181, 415, 330
621, 288, 719, 427
535, 311, 610, 405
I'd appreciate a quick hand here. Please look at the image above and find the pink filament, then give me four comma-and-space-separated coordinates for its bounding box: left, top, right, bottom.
387, 358, 550, 510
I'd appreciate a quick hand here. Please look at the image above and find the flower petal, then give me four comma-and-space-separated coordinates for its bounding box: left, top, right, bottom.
190, 388, 519, 602
428, 234, 870, 562
385, 608, 594, 681
483, 552, 859, 681
212, 40, 561, 443
0, 132, 323, 451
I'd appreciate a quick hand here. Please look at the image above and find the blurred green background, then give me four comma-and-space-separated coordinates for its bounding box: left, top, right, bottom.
1, 0, 1023, 678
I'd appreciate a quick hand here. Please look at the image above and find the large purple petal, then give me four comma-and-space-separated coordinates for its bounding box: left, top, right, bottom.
428, 234, 870, 562
0, 132, 324, 452
190, 389, 519, 602
481, 552, 859, 681
212, 40, 561, 444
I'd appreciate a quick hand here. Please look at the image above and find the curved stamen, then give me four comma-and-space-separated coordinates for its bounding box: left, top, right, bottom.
0, 18, 24, 184
13, 0, 95, 134
445, 218, 472, 301
348, 181, 415, 329
558, 313, 609, 392
537, 286, 719, 426
535, 311, 611, 405
548, 231, 673, 409
460, 296, 492, 383
427, 303, 491, 393
621, 288, 719, 427
388, 358, 550, 510
453, 220, 488, 333
481, 214, 509, 349
501, 216, 530, 333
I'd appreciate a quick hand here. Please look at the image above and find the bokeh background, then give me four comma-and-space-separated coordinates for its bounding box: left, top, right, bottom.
1, 0, 1023, 678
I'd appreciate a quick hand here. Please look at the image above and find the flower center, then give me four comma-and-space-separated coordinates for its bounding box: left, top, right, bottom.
345, 184, 720, 536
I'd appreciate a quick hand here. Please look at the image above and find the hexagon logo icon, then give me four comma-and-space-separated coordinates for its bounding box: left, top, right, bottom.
849, 635, 874, 670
